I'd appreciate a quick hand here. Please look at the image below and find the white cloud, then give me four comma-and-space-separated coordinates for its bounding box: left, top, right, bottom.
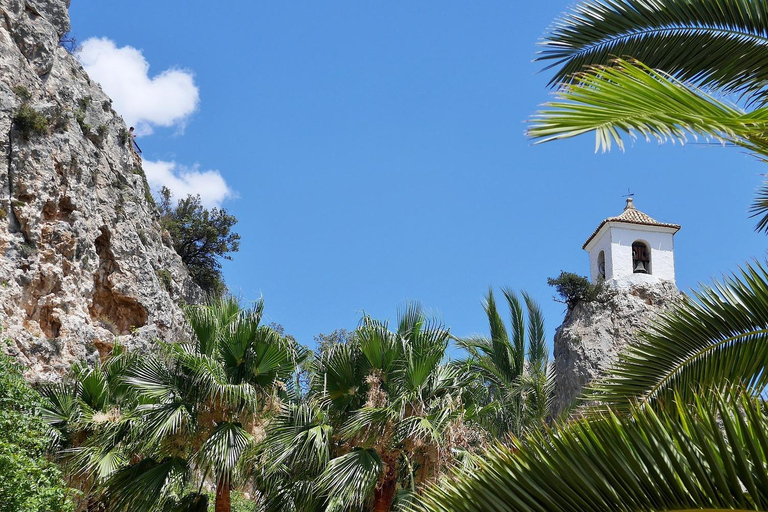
78, 38, 199, 135
143, 160, 234, 208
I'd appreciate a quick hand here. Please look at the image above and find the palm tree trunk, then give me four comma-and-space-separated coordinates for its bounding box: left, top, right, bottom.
373, 460, 397, 512
215, 478, 231, 512
373, 478, 396, 512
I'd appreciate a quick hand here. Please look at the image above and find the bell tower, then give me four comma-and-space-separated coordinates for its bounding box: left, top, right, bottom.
583, 198, 680, 288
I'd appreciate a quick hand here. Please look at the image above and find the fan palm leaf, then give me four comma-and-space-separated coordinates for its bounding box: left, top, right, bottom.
194, 421, 253, 488
317, 448, 383, 512
414, 389, 768, 512
103, 456, 190, 512
538, 0, 768, 103
588, 261, 768, 410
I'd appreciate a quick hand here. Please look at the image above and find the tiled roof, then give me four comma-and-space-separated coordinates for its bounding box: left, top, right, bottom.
582, 198, 681, 249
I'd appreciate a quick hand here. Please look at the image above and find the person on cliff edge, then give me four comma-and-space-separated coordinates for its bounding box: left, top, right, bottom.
129, 126, 142, 155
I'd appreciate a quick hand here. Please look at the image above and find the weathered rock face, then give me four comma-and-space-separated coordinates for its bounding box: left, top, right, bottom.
0, 0, 202, 379
552, 281, 682, 414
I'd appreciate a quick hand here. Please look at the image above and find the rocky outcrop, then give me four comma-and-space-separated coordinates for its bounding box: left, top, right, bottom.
0, 0, 202, 379
552, 281, 682, 414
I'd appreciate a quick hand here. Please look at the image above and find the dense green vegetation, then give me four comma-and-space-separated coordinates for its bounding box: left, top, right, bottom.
0, 353, 75, 512
41, 297, 302, 512
32, 292, 557, 511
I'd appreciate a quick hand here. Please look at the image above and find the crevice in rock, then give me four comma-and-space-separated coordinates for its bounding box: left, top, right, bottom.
89, 226, 147, 334
5, 124, 20, 233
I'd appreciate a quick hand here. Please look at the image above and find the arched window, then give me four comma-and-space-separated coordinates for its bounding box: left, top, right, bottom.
597, 250, 606, 279
632, 241, 651, 274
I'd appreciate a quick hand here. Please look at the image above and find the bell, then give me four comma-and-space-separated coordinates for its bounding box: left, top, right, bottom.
633, 260, 647, 274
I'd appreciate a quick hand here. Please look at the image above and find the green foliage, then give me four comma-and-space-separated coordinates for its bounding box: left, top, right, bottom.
117, 127, 130, 147
259, 304, 485, 512
158, 187, 240, 297
547, 271, 605, 308
313, 328, 356, 355
12, 85, 30, 101
455, 288, 554, 437
0, 354, 75, 511
206, 490, 255, 511
47, 298, 304, 512
536, 0, 768, 103
74, 108, 89, 133
13, 103, 49, 141
156, 269, 173, 292
414, 389, 768, 512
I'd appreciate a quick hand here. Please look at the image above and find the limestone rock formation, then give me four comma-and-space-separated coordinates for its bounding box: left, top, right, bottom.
0, 0, 202, 379
552, 281, 682, 414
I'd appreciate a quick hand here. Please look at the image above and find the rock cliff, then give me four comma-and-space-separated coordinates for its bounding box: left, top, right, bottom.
0, 0, 201, 379
552, 281, 682, 414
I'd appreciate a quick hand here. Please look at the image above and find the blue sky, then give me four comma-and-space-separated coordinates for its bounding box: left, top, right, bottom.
69, 1, 767, 351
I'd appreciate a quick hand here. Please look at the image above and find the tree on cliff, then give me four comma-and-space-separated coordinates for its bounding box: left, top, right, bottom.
158, 187, 240, 297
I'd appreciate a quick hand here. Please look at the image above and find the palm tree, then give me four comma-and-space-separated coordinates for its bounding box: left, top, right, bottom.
40, 345, 139, 509
528, 0, 768, 230
44, 297, 303, 512
455, 288, 554, 437
258, 304, 485, 512
413, 387, 768, 512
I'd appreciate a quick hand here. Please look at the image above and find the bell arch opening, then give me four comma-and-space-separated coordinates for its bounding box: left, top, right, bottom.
597, 250, 606, 279
632, 240, 651, 274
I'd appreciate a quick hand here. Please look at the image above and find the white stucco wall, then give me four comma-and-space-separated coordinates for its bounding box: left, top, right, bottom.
586, 223, 677, 288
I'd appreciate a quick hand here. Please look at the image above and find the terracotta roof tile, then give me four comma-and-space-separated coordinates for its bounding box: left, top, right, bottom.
583, 198, 680, 250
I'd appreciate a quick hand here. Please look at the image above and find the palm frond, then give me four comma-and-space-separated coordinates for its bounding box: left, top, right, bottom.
414, 389, 768, 512
502, 288, 526, 379
538, 0, 768, 103
317, 448, 383, 512
529, 59, 768, 155
482, 289, 514, 381
103, 457, 189, 512
194, 421, 253, 486
134, 401, 193, 446
522, 292, 547, 376
589, 261, 768, 410
262, 402, 333, 477
749, 178, 768, 233
39, 381, 81, 429
316, 342, 364, 411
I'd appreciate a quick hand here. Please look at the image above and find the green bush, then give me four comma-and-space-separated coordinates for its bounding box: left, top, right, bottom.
13, 104, 48, 141
156, 269, 173, 292
0, 353, 75, 511
547, 271, 606, 308
12, 85, 30, 101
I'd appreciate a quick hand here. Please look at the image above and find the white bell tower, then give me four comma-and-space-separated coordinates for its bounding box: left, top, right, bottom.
583, 198, 680, 288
